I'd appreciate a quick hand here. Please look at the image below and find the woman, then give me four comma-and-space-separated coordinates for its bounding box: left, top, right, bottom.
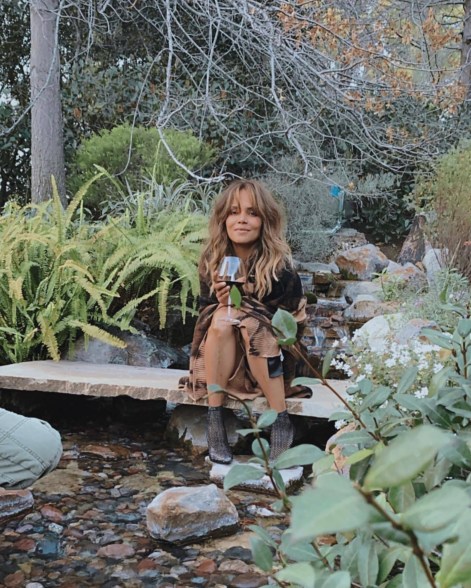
182, 179, 307, 464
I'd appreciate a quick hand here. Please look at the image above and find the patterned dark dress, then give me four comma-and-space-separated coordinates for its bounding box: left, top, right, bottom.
180, 264, 310, 401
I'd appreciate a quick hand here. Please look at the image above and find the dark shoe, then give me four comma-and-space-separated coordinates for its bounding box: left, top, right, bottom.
269, 410, 294, 463
207, 407, 233, 464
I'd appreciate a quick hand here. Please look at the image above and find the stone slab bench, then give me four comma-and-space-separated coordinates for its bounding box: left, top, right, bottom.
0, 360, 351, 419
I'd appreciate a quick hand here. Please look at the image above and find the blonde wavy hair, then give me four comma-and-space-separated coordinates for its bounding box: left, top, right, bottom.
200, 179, 292, 298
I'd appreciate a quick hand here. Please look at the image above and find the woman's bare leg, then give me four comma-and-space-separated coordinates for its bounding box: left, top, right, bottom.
205, 307, 238, 407
245, 355, 286, 413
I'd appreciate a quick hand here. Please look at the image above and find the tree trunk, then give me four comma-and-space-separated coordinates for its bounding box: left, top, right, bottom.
30, 0, 66, 206
462, 0, 471, 98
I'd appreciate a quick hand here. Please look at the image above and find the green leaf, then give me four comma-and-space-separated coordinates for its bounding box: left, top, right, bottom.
322, 349, 335, 378
280, 531, 318, 562
388, 481, 416, 512
396, 366, 418, 395
421, 328, 453, 350
224, 464, 265, 490
437, 511, 471, 588
273, 444, 325, 470
345, 448, 374, 465
252, 438, 269, 459
257, 409, 278, 428
364, 425, 449, 490
278, 336, 296, 346
272, 308, 297, 340
236, 428, 259, 437
292, 376, 321, 386
248, 524, 277, 548
440, 436, 471, 468
291, 473, 373, 540
402, 554, 430, 588
358, 540, 379, 587
358, 386, 391, 412
312, 454, 335, 476
401, 485, 471, 532
317, 571, 351, 588
229, 285, 242, 309
250, 536, 273, 572
275, 562, 316, 587
457, 318, 471, 338
378, 546, 410, 583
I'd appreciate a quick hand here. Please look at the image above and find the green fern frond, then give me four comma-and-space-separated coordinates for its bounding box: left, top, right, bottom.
38, 314, 60, 361
8, 277, 24, 302
59, 260, 95, 282
112, 285, 161, 321
68, 320, 127, 349
158, 272, 171, 329
65, 170, 106, 228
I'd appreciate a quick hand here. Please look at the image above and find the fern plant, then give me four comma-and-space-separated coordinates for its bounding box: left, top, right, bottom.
0, 177, 206, 365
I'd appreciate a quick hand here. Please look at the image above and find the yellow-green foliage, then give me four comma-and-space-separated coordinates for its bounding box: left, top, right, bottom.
0, 180, 206, 365
415, 144, 471, 279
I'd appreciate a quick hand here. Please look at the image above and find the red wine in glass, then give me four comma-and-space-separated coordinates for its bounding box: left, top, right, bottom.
217, 256, 245, 319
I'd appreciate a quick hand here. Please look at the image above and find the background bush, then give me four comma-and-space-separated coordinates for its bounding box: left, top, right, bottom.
262, 158, 340, 261
419, 144, 471, 280
67, 124, 215, 213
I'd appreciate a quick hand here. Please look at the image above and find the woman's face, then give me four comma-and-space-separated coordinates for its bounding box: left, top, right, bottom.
225, 188, 262, 252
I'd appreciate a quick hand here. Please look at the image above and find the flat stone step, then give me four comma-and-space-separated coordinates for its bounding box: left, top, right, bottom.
0, 360, 350, 419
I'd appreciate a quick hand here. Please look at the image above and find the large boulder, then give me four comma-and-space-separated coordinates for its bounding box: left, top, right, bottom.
422, 248, 447, 285
69, 331, 189, 369
146, 484, 239, 543
335, 244, 389, 280
343, 295, 398, 327
353, 314, 437, 353
379, 261, 427, 290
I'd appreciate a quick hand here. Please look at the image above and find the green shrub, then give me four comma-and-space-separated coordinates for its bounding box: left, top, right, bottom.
0, 178, 205, 365
413, 144, 471, 279
349, 173, 413, 244
68, 124, 215, 212
221, 299, 471, 587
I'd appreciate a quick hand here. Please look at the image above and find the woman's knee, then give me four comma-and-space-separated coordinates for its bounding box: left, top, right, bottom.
0, 409, 62, 489
208, 309, 237, 339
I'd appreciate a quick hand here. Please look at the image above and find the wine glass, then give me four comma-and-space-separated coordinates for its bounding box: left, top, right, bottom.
217, 256, 245, 321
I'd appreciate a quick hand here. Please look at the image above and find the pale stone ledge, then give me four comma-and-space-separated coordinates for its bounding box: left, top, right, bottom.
0, 360, 351, 419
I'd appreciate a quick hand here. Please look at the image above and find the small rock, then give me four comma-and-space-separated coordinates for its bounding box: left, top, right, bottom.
4, 572, 26, 587
228, 573, 268, 588
219, 559, 251, 574
81, 444, 131, 460
40, 504, 64, 523
224, 546, 255, 563
14, 537, 36, 553
196, 559, 218, 574
96, 543, 136, 558
0, 488, 34, 521
146, 484, 239, 544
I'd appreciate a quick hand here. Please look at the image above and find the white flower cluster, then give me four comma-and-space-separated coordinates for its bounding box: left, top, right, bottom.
331, 334, 448, 399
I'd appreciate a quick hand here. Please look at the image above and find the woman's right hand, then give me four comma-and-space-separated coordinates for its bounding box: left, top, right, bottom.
212, 274, 231, 306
